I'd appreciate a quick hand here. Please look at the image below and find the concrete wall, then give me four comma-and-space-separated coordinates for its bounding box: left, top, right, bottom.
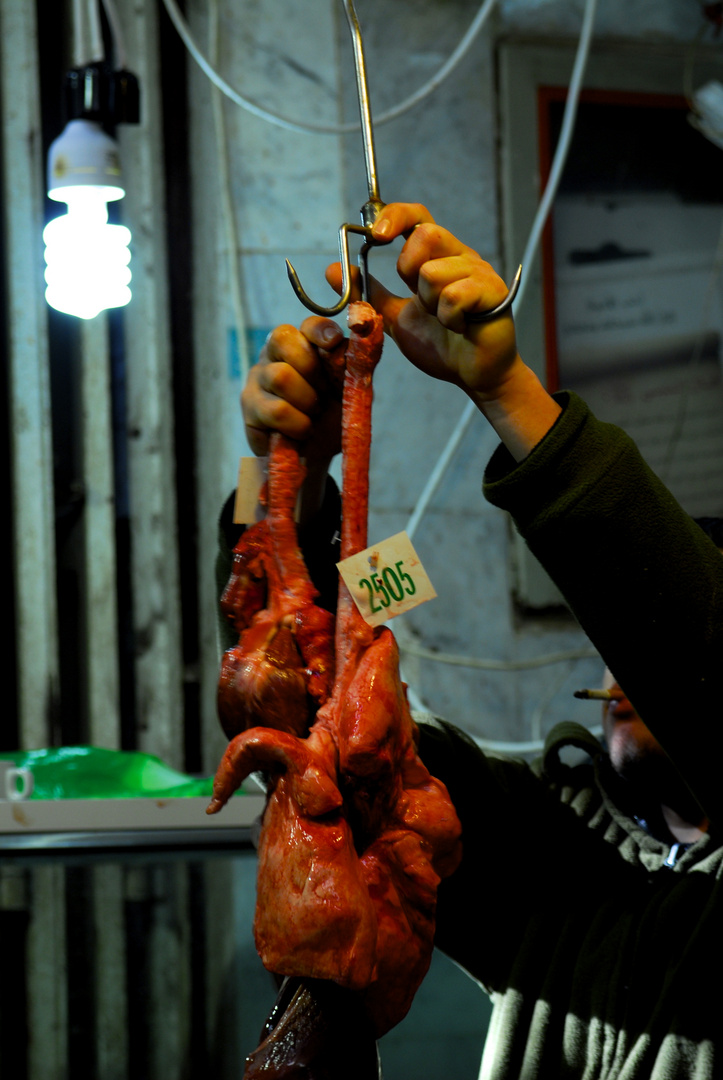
188, 0, 720, 750
181, 2, 719, 1076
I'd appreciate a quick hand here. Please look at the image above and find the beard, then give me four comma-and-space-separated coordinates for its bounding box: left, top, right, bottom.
612, 745, 705, 828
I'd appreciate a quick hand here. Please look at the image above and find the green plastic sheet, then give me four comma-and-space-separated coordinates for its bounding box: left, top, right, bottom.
0, 746, 216, 800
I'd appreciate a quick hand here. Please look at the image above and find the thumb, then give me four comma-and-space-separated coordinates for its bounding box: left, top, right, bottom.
367, 273, 409, 339
325, 261, 409, 338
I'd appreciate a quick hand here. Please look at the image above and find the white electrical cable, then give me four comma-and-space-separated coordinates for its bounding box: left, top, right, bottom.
73, 0, 105, 66
529, 660, 573, 742
101, 0, 128, 70
399, 0, 599, 714
160, 0, 498, 135
72, 0, 84, 66
398, 637, 598, 672
209, 0, 251, 389
410, 709, 602, 757
364, 0, 498, 127
472, 726, 603, 757
405, 0, 599, 546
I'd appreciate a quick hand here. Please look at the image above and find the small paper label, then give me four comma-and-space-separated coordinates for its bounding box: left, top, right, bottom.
337, 531, 436, 627
233, 455, 303, 524
233, 457, 267, 524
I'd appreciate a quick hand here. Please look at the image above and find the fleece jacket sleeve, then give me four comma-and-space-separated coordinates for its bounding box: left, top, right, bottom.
483, 391, 723, 824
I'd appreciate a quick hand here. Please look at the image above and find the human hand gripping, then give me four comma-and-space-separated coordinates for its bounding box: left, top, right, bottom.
326, 202, 562, 461
242, 319, 346, 521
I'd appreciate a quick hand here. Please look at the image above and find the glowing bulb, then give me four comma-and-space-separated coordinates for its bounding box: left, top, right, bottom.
44, 119, 132, 320
44, 187, 132, 320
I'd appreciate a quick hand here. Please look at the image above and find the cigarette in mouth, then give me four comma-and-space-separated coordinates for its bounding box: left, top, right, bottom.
573, 688, 622, 701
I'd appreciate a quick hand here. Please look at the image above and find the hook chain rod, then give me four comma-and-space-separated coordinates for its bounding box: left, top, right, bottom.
287, 0, 520, 321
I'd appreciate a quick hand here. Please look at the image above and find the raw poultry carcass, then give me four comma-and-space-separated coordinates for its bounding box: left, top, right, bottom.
216, 432, 335, 740
209, 302, 462, 1071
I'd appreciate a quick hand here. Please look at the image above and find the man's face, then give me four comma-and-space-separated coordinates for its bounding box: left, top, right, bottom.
600, 667, 667, 780
600, 667, 705, 824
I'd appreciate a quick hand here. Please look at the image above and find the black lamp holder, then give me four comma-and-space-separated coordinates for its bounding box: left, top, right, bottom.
64, 63, 140, 129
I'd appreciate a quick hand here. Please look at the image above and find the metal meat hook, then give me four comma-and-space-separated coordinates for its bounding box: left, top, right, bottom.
286, 0, 521, 323
286, 0, 384, 315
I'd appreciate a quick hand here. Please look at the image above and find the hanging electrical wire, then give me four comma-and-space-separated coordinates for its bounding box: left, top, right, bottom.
73, 0, 105, 66
208, 0, 251, 389
100, 0, 128, 70
397, 0, 601, 714
396, 631, 597, 673
160, 0, 498, 135
471, 726, 603, 757
406, 0, 599, 550
164, 0, 604, 730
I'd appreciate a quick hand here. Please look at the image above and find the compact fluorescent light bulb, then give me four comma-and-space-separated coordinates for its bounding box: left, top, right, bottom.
44, 119, 132, 320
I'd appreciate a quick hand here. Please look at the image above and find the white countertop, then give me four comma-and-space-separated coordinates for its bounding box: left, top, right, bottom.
0, 789, 267, 853
0, 793, 265, 833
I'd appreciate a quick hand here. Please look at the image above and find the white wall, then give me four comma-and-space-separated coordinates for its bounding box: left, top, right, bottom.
188, 0, 717, 751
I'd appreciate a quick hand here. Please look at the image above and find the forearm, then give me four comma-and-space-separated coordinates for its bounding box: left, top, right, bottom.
468, 358, 562, 463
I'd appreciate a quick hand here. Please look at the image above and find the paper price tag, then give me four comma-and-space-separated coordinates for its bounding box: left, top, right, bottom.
337, 531, 436, 627
233, 457, 267, 525
233, 455, 304, 524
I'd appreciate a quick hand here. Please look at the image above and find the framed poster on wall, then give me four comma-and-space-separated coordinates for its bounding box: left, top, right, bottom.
497, 43, 723, 607
539, 88, 723, 518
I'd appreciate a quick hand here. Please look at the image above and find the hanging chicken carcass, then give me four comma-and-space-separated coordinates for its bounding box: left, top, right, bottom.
210, 303, 462, 1063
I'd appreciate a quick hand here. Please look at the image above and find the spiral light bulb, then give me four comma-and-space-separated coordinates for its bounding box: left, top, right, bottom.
44, 119, 132, 320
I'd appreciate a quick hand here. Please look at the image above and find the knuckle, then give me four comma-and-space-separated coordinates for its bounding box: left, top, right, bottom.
266, 362, 294, 396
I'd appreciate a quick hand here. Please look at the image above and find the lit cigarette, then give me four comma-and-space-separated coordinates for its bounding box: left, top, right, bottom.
573, 688, 622, 701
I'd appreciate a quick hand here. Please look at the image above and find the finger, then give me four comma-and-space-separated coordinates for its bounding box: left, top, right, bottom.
417, 255, 510, 331
371, 202, 436, 243
242, 326, 323, 445
244, 421, 270, 459
259, 358, 320, 414
243, 381, 316, 445
264, 323, 339, 395
299, 315, 344, 351
326, 260, 410, 340
324, 261, 363, 302
366, 272, 409, 339
263, 324, 320, 378
397, 224, 479, 296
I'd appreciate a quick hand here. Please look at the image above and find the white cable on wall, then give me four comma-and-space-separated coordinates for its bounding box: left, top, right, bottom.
100, 0, 128, 70
405, 0, 599, 547
398, 635, 598, 672
410, 709, 602, 757
209, 0, 251, 390
160, 0, 498, 135
399, 0, 599, 703
73, 0, 106, 67
472, 727, 602, 756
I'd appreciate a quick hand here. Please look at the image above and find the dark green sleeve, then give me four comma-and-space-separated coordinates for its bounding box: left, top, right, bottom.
483, 391, 723, 822
415, 718, 610, 992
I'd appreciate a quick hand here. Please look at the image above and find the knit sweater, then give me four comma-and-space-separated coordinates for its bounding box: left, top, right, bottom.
216, 392, 722, 1079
